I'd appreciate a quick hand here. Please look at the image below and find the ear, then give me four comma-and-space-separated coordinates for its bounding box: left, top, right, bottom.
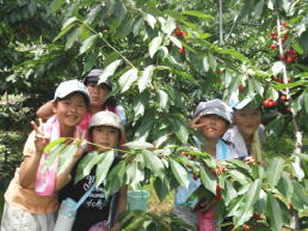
51, 101, 57, 114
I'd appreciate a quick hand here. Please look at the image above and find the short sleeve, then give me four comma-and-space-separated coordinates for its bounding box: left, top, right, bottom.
23, 131, 36, 157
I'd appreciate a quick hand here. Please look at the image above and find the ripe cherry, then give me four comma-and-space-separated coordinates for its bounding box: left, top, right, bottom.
238, 85, 246, 92
288, 201, 293, 208
269, 44, 277, 49
281, 21, 287, 27
193, 173, 199, 180
175, 30, 183, 36
280, 95, 287, 101
279, 56, 285, 61
286, 57, 294, 63
253, 213, 260, 220
286, 107, 292, 113
242, 225, 250, 231
178, 47, 185, 55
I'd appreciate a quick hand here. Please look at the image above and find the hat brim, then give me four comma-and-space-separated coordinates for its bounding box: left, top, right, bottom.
199, 109, 232, 124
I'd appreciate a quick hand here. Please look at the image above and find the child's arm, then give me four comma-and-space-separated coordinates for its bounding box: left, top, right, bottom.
111, 185, 128, 231
19, 120, 49, 188
36, 100, 54, 121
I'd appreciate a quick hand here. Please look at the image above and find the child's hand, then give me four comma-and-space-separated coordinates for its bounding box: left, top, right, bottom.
73, 130, 87, 161
189, 114, 207, 129
244, 156, 256, 166
30, 119, 49, 155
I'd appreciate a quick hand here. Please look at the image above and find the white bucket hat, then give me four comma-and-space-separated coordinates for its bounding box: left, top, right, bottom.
194, 99, 233, 124
89, 111, 125, 138
53, 79, 91, 105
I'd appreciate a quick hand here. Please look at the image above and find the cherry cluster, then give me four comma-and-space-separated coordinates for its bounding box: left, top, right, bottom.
172, 25, 187, 55
269, 21, 297, 64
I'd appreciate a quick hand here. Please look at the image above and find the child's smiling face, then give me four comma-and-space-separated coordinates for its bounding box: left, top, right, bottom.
92, 125, 120, 152
197, 114, 228, 139
234, 107, 261, 138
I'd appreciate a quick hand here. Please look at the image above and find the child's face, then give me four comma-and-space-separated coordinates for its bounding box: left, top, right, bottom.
234, 107, 261, 138
197, 114, 228, 139
53, 93, 87, 128
87, 83, 110, 108
92, 125, 120, 152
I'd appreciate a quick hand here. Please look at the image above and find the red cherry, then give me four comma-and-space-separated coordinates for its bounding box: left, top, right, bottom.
193, 173, 199, 180
281, 35, 288, 43
253, 213, 260, 220
279, 56, 285, 61
286, 107, 292, 112
242, 225, 250, 231
288, 201, 293, 208
216, 184, 222, 200
238, 85, 246, 92
286, 49, 296, 55
280, 95, 287, 101
281, 21, 287, 27
269, 44, 278, 49
286, 57, 294, 63
287, 78, 292, 82
175, 30, 182, 36
181, 32, 187, 37
186, 164, 192, 169
181, 152, 189, 156
178, 47, 185, 55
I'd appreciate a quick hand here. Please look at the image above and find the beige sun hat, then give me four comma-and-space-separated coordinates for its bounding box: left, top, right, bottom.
53, 79, 91, 105
89, 111, 125, 140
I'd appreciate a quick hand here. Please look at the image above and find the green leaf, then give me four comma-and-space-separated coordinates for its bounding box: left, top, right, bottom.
277, 172, 294, 201
157, 89, 168, 109
98, 59, 122, 85
126, 160, 145, 187
236, 179, 262, 225
138, 65, 154, 93
207, 52, 217, 71
119, 68, 138, 93
153, 177, 170, 202
169, 35, 182, 48
106, 161, 126, 195
182, 11, 214, 20
53, 23, 76, 42
43, 137, 67, 153
267, 157, 285, 189
149, 35, 163, 58
228, 169, 249, 185
49, 0, 65, 12
292, 181, 308, 209
44, 143, 66, 171
304, 92, 308, 114
95, 150, 115, 186
75, 152, 97, 184
79, 34, 97, 55
266, 194, 284, 231
143, 12, 157, 29
171, 116, 189, 144
58, 143, 78, 174
271, 61, 285, 75
202, 56, 209, 72
169, 159, 189, 188
200, 167, 217, 194
142, 149, 165, 179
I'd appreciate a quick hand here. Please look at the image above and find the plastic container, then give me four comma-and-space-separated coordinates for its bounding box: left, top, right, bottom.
127, 190, 150, 211
54, 198, 77, 231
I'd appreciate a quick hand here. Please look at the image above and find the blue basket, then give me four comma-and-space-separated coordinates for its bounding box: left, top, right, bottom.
127, 190, 150, 211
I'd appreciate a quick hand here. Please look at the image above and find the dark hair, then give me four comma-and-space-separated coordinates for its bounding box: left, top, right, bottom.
55, 92, 90, 106
82, 69, 112, 91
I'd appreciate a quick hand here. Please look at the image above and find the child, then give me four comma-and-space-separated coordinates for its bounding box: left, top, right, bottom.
223, 98, 264, 165
174, 99, 234, 231
1, 79, 91, 231
59, 111, 127, 231
36, 69, 126, 126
